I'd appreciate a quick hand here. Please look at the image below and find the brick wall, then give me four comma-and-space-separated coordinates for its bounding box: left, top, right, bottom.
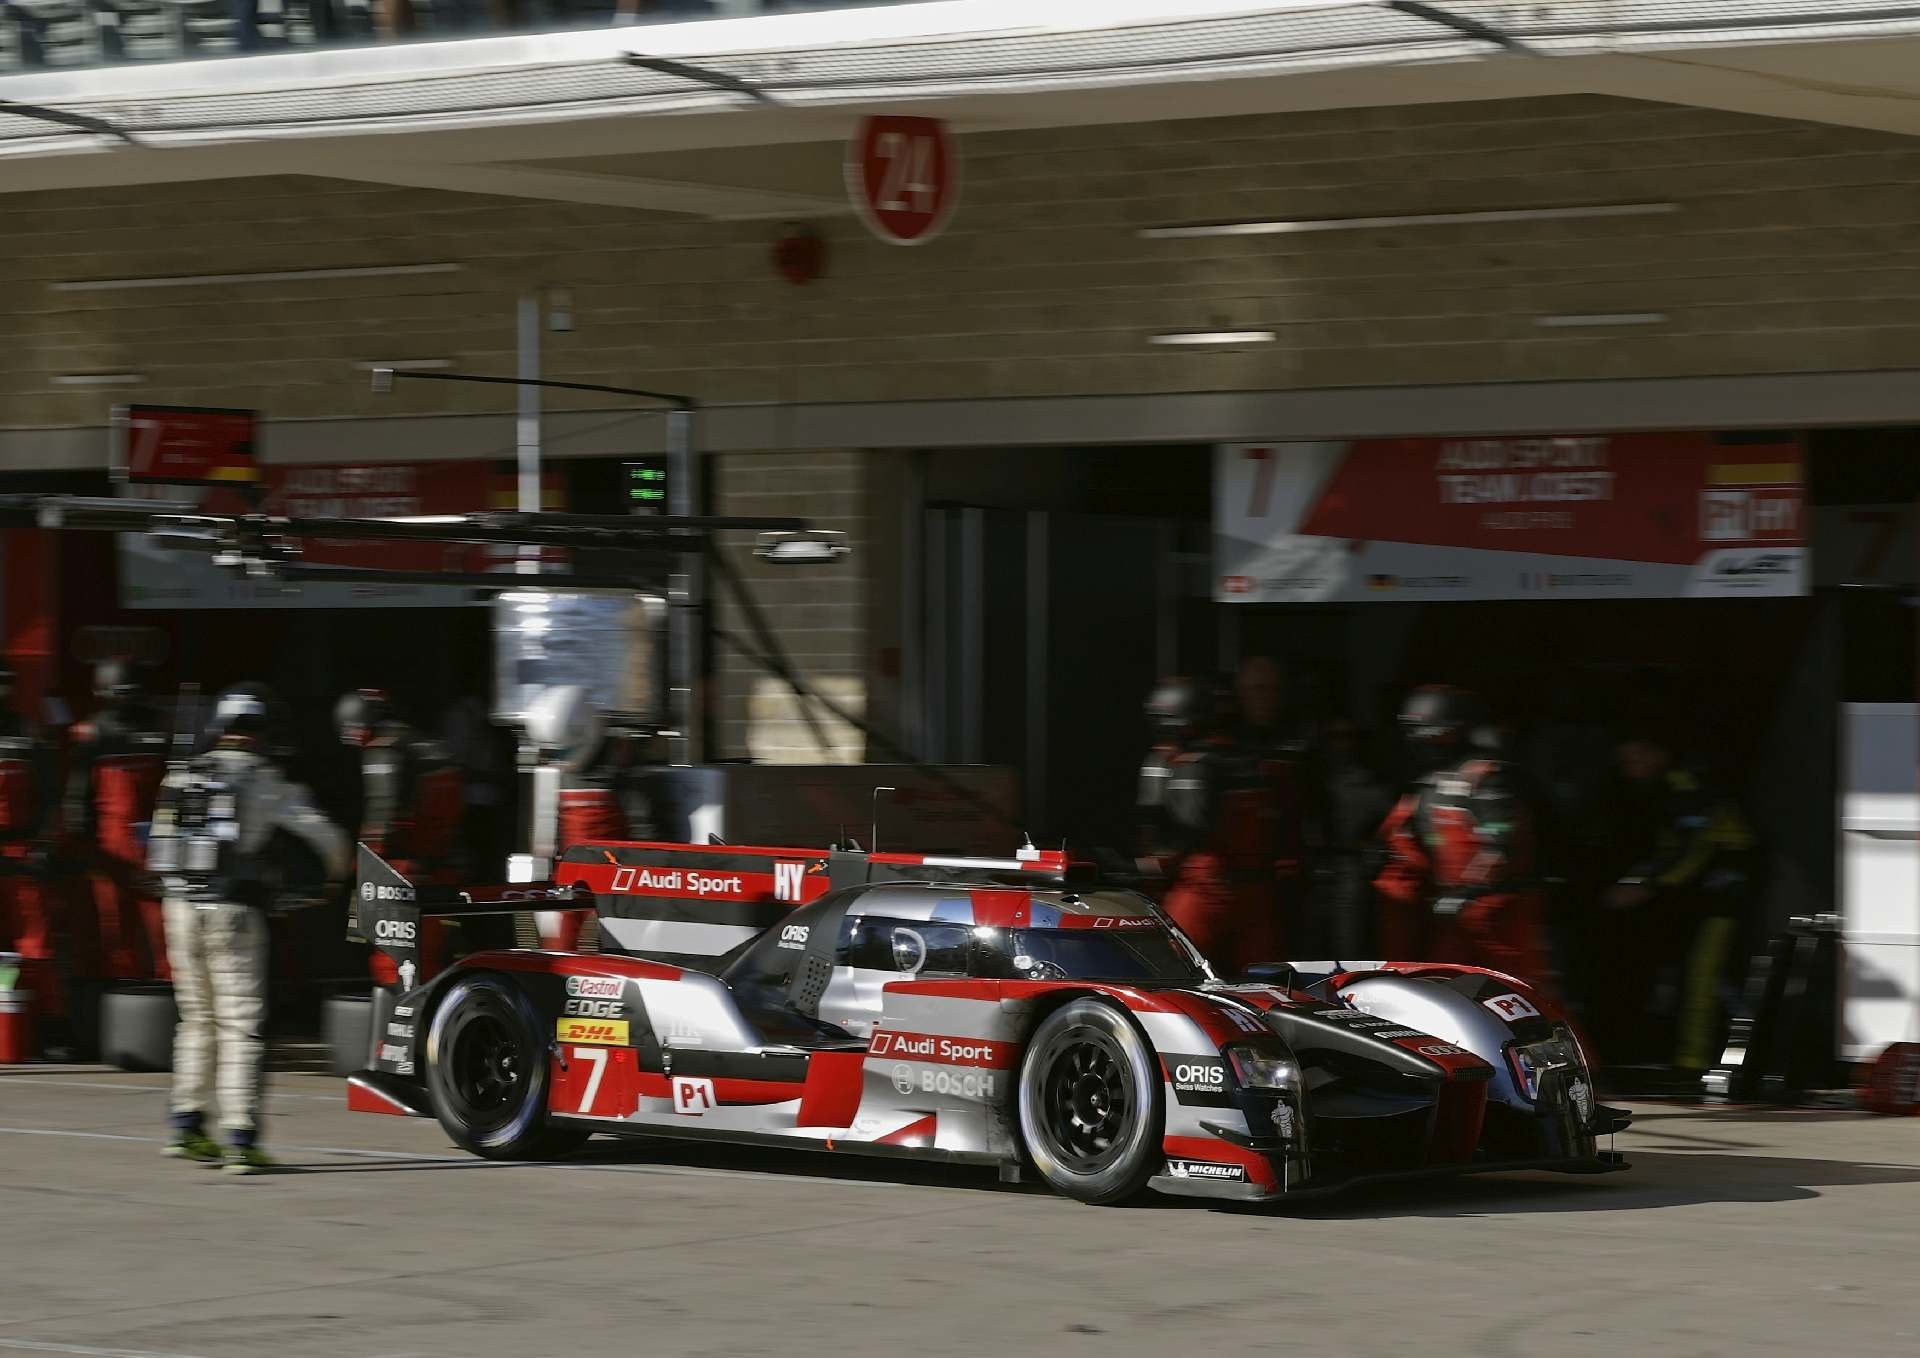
11, 92, 1920, 758
709, 450, 870, 764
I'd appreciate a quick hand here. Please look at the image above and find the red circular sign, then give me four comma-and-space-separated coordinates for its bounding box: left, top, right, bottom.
848, 116, 958, 246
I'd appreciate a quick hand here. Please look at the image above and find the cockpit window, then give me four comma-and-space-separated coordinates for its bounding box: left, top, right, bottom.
842, 919, 973, 977
973, 925, 1203, 985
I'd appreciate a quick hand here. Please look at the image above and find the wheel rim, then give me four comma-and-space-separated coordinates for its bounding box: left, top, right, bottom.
1037, 1024, 1134, 1174
446, 1008, 525, 1130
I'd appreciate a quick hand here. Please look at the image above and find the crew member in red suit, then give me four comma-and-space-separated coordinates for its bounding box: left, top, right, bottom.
0, 660, 60, 1043
336, 689, 463, 984
531, 686, 656, 950
1373, 684, 1553, 988
65, 659, 171, 981
1136, 677, 1288, 979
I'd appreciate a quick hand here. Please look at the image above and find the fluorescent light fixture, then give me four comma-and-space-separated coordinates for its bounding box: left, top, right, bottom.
1149, 330, 1278, 346
50, 262, 463, 293
1141, 202, 1678, 239
755, 530, 851, 565
354, 358, 453, 372
1534, 312, 1668, 328
51, 372, 143, 386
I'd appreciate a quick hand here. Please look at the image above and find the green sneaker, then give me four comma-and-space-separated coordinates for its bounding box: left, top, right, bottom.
222, 1145, 276, 1176
164, 1131, 223, 1163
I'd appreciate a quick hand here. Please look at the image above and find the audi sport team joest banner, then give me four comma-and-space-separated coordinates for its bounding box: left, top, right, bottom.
1214, 433, 1806, 603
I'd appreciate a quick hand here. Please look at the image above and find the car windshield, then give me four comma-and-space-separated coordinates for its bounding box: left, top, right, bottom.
976, 923, 1204, 985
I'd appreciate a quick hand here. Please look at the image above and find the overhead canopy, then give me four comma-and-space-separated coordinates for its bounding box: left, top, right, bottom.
8, 2, 1920, 208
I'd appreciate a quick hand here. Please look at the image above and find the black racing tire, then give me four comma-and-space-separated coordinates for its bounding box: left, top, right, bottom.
1017, 997, 1164, 1205
424, 974, 588, 1160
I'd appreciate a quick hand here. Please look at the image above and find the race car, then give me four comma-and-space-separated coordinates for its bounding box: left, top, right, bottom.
346, 839, 1628, 1205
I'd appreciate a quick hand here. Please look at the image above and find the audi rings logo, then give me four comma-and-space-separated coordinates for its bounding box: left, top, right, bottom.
891, 1064, 916, 1095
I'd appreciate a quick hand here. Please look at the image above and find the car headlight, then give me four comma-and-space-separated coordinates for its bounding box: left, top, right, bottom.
1508, 1028, 1589, 1112
1226, 1044, 1299, 1092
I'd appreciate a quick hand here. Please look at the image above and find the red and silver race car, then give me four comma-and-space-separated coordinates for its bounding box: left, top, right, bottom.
347, 839, 1628, 1205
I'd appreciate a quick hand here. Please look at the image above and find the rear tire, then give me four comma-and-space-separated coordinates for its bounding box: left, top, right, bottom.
1017, 998, 1163, 1205
425, 974, 587, 1160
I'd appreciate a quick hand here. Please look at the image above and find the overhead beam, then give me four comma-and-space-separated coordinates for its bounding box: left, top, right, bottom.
328, 160, 846, 220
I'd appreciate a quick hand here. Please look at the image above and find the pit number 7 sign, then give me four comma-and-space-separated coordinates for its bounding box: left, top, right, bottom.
848, 116, 958, 246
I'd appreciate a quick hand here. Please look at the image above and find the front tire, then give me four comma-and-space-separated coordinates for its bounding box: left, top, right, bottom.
425, 974, 587, 1160
1017, 998, 1163, 1204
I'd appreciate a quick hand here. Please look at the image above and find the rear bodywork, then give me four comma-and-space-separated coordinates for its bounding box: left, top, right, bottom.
347, 841, 1626, 1201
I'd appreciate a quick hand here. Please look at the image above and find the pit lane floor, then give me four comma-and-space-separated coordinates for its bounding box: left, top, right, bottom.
2, 1067, 1917, 1358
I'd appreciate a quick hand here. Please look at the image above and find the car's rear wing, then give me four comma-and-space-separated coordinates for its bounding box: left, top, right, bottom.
551, 838, 1083, 968
347, 844, 591, 988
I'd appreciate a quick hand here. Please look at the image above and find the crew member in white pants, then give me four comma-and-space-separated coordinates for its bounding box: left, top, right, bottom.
149, 685, 348, 1174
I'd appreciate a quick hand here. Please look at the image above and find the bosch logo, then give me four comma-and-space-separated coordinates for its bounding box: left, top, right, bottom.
373, 919, 416, 942
919, 1069, 996, 1099
367, 885, 414, 903
891, 1064, 916, 1095
361, 882, 374, 901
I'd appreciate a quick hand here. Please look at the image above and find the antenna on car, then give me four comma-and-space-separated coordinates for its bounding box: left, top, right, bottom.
871, 786, 897, 855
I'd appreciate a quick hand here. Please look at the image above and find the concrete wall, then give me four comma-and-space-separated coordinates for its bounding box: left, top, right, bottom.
11, 96, 1920, 431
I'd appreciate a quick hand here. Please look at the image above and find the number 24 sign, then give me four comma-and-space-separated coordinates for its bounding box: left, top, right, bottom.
848, 116, 958, 246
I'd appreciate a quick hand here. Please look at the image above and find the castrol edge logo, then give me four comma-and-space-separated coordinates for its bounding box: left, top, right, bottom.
565, 976, 622, 1000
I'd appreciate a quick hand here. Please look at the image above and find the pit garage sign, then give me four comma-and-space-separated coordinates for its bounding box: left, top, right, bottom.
1215, 433, 1806, 602
848, 116, 958, 245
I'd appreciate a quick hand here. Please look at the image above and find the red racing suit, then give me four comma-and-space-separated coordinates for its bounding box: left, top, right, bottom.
0, 713, 58, 1020
1373, 754, 1552, 988
355, 722, 463, 984
1140, 736, 1298, 978
65, 703, 170, 980
546, 741, 657, 950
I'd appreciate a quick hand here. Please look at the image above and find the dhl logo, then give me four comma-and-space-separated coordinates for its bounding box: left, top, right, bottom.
556, 1018, 630, 1046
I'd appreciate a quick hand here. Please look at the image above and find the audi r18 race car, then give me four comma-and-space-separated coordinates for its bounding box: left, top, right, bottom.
346, 839, 1628, 1205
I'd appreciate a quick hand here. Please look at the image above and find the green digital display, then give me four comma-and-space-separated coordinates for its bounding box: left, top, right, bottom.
623, 459, 669, 513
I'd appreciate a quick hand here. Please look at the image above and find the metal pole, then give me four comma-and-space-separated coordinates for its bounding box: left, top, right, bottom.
666, 405, 702, 764
516, 292, 542, 567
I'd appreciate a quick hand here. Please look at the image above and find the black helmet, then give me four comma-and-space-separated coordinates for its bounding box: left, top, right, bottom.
94, 657, 142, 703
333, 688, 391, 746
1398, 684, 1484, 748
1145, 676, 1213, 742
206, 683, 285, 750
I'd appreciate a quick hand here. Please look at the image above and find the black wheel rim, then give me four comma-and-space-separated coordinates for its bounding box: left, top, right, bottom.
445, 1007, 526, 1132
1038, 1024, 1133, 1174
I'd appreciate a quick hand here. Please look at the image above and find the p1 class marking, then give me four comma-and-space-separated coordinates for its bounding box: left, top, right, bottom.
672, 1076, 716, 1115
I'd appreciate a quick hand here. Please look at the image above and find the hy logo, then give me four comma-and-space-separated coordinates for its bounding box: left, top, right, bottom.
774, 862, 806, 902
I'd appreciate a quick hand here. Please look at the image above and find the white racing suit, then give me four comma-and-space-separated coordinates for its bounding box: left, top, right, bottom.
149, 744, 348, 1147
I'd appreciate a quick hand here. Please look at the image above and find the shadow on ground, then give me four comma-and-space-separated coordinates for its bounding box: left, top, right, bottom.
257, 1136, 1920, 1220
